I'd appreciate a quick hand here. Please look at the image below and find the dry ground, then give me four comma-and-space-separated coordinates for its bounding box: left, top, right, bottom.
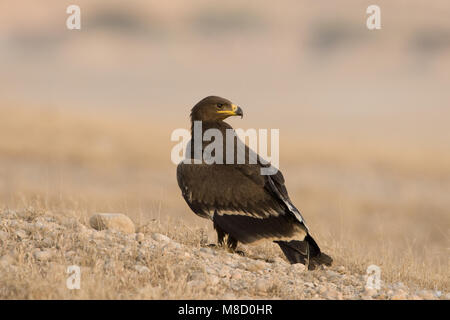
0, 105, 449, 299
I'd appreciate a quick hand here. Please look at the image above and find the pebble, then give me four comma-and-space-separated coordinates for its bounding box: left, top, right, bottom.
89, 213, 135, 234
188, 272, 204, 281
219, 266, 232, 278
33, 250, 53, 261
135, 233, 145, 242
255, 279, 270, 293
223, 292, 236, 299
337, 266, 346, 273
134, 265, 150, 273
15, 230, 27, 239
290, 263, 306, 273
187, 280, 207, 290
208, 275, 220, 286
391, 289, 408, 300
247, 260, 267, 272
231, 271, 242, 280
199, 247, 215, 255
151, 233, 171, 243
417, 290, 435, 300
0, 231, 8, 241
363, 287, 378, 297
0, 254, 14, 267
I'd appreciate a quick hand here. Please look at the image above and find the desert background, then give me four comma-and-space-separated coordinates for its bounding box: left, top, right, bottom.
0, 0, 449, 299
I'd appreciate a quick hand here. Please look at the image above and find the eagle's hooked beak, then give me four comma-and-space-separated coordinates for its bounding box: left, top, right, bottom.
217, 104, 243, 119
234, 105, 244, 119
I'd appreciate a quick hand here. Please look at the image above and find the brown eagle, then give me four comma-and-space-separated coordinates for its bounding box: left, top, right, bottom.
176, 96, 332, 269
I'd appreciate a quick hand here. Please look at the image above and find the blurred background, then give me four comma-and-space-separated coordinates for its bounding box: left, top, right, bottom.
0, 1, 449, 289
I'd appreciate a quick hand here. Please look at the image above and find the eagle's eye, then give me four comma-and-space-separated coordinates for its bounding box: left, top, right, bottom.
216, 103, 224, 109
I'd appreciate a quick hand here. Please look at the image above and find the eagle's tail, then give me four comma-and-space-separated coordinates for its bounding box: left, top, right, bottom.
275, 234, 333, 270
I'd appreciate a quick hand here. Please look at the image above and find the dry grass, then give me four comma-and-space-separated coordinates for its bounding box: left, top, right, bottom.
0, 104, 448, 298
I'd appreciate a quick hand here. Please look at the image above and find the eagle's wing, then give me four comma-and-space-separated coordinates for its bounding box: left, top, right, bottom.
176, 160, 309, 243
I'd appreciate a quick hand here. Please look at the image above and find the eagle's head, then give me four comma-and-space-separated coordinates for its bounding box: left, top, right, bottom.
190, 96, 243, 122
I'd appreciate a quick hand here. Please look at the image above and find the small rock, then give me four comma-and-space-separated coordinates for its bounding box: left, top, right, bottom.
255, 279, 270, 293
208, 275, 220, 285
324, 288, 342, 300
187, 280, 206, 290
151, 233, 171, 242
199, 247, 215, 255
0, 254, 15, 267
417, 290, 435, 300
219, 266, 232, 278
364, 287, 378, 297
223, 292, 236, 299
89, 213, 135, 234
135, 233, 145, 242
393, 282, 407, 290
337, 266, 346, 273
231, 271, 242, 280
0, 230, 8, 241
247, 260, 267, 272
33, 250, 53, 261
204, 266, 216, 275
40, 238, 53, 248
188, 272, 204, 281
134, 265, 150, 273
318, 285, 327, 294
392, 289, 407, 300
290, 263, 306, 273
15, 230, 27, 239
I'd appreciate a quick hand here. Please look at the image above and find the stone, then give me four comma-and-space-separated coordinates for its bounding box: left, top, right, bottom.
187, 280, 206, 290
0, 254, 15, 268
199, 247, 215, 255
135, 233, 145, 242
417, 290, 435, 300
33, 250, 53, 261
15, 230, 27, 239
290, 263, 306, 273
223, 292, 236, 299
364, 287, 378, 297
0, 231, 8, 241
208, 275, 220, 285
219, 266, 232, 278
89, 213, 135, 234
134, 265, 150, 273
231, 271, 242, 280
324, 288, 342, 300
391, 289, 407, 300
188, 272, 204, 281
151, 233, 171, 242
255, 279, 270, 293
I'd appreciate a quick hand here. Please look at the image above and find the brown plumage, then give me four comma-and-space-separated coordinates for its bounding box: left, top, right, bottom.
176, 96, 332, 269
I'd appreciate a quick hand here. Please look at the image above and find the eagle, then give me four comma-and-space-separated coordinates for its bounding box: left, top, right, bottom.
176, 96, 332, 269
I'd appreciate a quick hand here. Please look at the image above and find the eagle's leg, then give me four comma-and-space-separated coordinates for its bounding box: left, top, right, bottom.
213, 217, 226, 247
226, 236, 246, 256
226, 236, 238, 251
